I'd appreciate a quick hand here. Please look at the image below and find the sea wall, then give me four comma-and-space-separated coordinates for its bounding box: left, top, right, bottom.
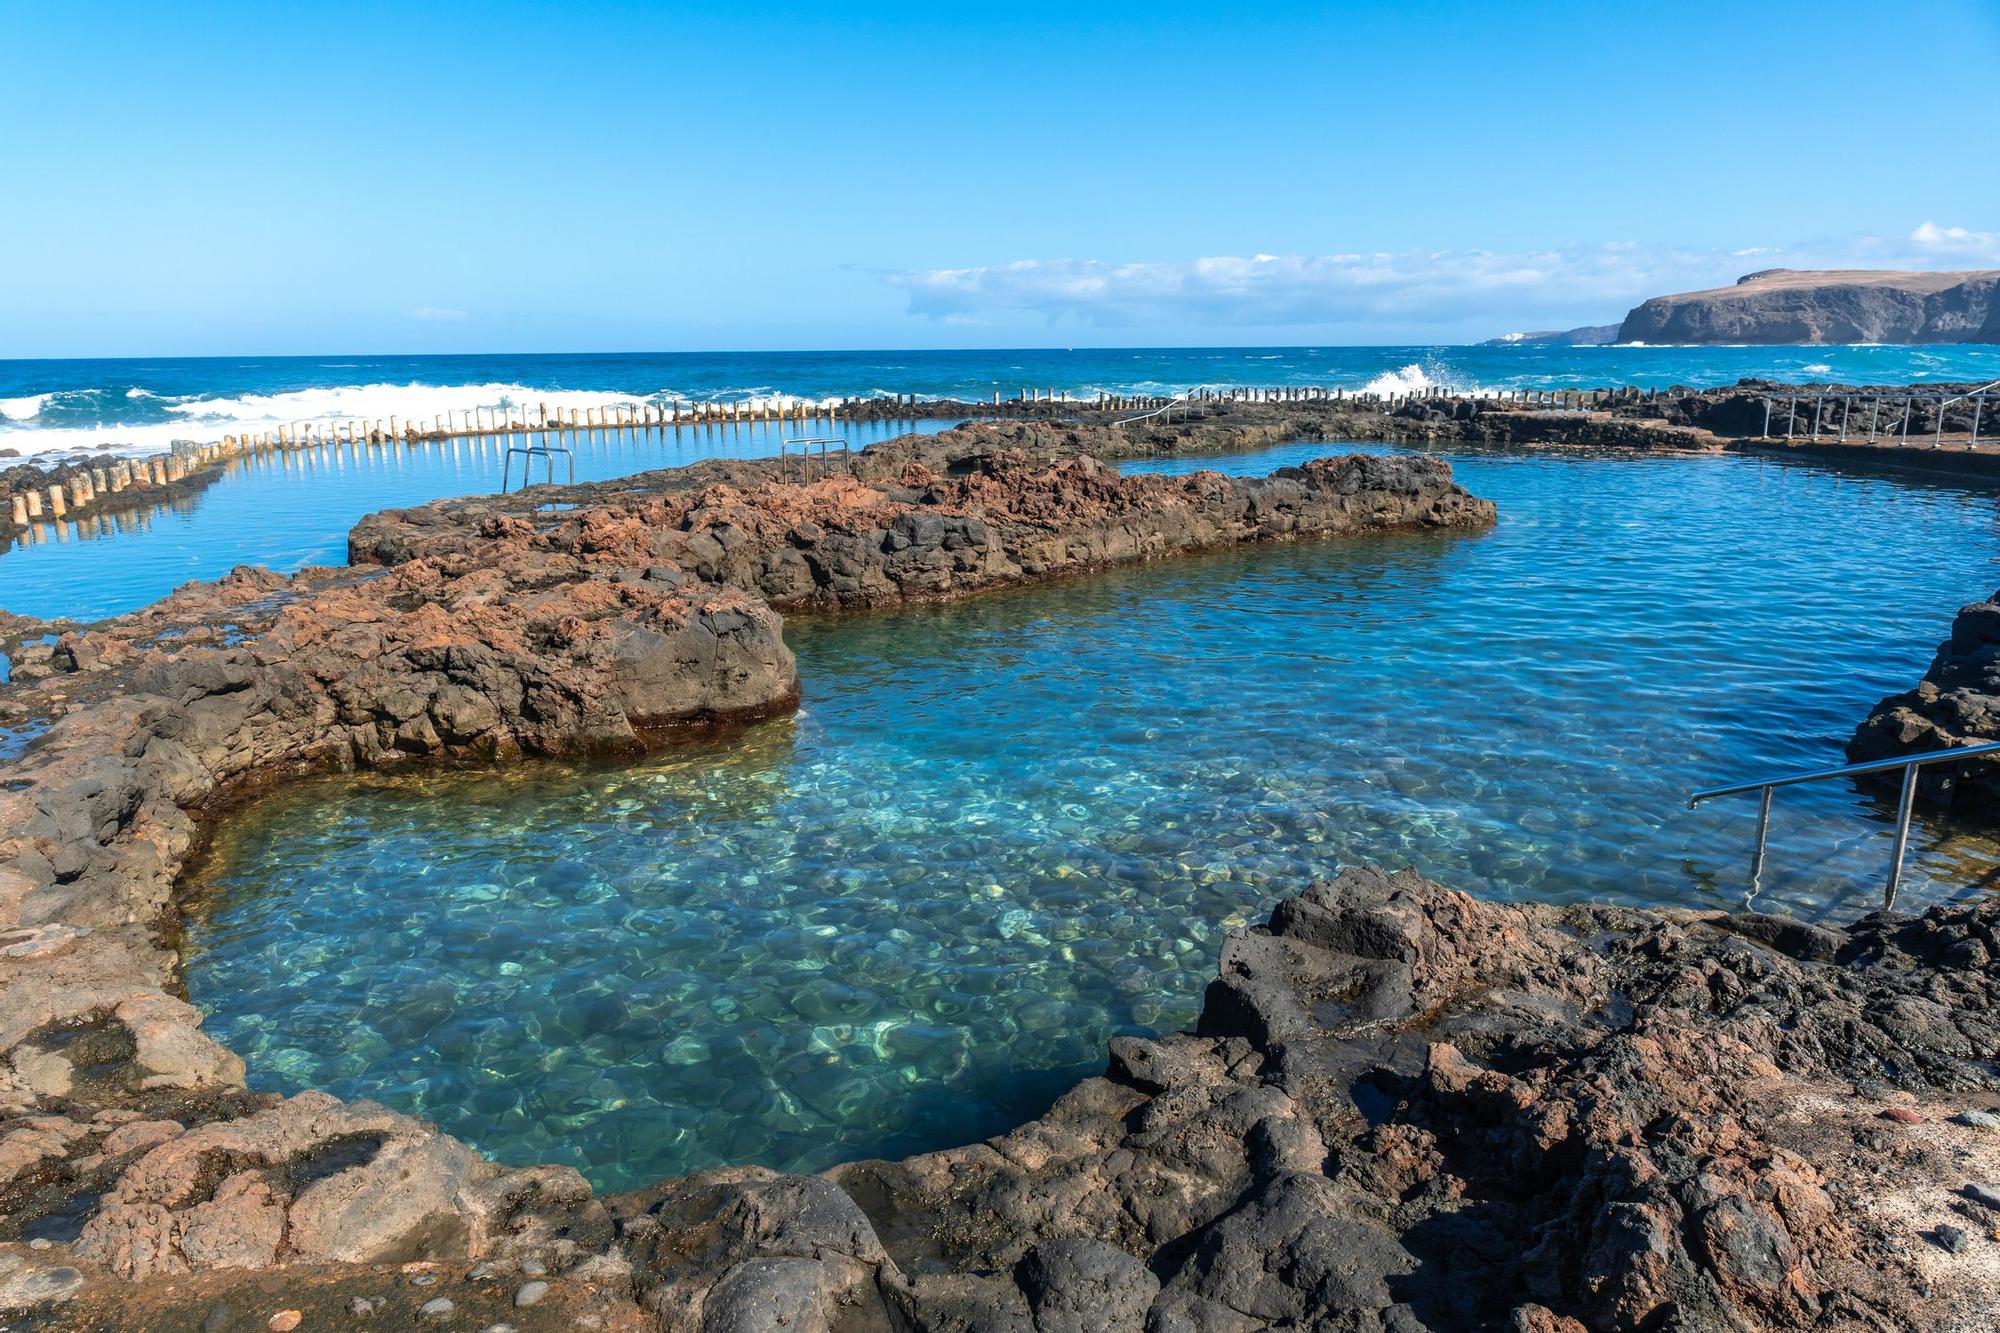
12, 379, 2000, 569
0, 449, 224, 557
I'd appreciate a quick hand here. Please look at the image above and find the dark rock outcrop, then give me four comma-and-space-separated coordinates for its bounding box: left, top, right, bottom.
1852, 588, 2000, 807
1619, 268, 2000, 345
617, 867, 2000, 1332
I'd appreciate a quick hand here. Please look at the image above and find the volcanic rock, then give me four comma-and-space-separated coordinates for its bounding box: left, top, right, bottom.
1852, 588, 2000, 807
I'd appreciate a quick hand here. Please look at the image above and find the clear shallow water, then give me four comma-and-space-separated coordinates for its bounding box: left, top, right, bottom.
180, 443, 2000, 1192
6, 344, 1998, 459
0, 420, 953, 622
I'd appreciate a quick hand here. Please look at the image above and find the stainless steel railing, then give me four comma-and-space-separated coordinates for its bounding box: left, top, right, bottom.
1689, 740, 2000, 903
1763, 379, 2000, 447
1114, 386, 1214, 427
501, 431, 575, 494
780, 436, 853, 481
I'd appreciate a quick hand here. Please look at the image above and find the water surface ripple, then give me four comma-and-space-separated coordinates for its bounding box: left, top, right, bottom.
181, 443, 2000, 1191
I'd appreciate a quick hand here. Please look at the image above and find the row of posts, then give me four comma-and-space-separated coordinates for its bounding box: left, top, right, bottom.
12, 382, 1664, 512
23, 380, 1892, 533
9, 450, 205, 529
1012, 384, 1644, 412
228, 398, 840, 453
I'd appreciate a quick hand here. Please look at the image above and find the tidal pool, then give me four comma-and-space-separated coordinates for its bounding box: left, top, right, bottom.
180, 443, 2000, 1192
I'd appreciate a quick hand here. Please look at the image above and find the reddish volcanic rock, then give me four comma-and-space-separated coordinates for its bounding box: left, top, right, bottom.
348, 424, 1496, 612
0, 422, 1501, 1324
9, 420, 1991, 1328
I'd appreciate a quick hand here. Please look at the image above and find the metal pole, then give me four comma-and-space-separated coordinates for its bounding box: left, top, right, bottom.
1936, 398, 1947, 449
1973, 393, 1985, 449
1811, 396, 1823, 441
1867, 398, 1880, 441
1901, 397, 1913, 444
1749, 785, 1773, 887
1762, 398, 1772, 436
1787, 396, 1797, 440
1839, 396, 1851, 442
1887, 763, 1918, 907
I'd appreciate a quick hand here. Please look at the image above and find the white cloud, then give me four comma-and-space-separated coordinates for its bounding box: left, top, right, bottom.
888, 247, 1701, 329
884, 226, 2000, 331
1909, 221, 2000, 263
408, 306, 469, 322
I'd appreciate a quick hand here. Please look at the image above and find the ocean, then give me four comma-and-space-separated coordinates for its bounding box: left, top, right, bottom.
5, 344, 1999, 459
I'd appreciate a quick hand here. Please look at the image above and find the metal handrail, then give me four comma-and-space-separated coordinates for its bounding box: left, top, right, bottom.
1114, 385, 1214, 427
1940, 378, 2000, 408
501, 430, 575, 494
1689, 740, 2000, 903
780, 435, 852, 481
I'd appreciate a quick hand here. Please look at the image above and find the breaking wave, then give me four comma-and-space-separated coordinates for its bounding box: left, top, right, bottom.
1358, 361, 1477, 396
0, 380, 855, 460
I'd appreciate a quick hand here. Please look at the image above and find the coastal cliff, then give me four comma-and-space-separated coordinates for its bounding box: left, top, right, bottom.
1618, 268, 2000, 345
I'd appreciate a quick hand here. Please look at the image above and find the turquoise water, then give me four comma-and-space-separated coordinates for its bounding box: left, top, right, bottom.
11, 342, 2000, 623
180, 443, 2000, 1192
0, 420, 953, 622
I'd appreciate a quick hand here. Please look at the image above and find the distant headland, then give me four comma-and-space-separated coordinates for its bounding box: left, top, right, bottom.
1489, 267, 2000, 346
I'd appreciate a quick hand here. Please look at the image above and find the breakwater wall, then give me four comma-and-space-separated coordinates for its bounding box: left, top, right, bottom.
8, 379, 1998, 556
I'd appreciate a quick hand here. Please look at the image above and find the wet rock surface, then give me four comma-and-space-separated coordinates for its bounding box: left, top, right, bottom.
1853, 587, 2000, 809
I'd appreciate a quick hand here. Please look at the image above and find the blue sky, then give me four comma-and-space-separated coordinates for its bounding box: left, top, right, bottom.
4, 0, 1997, 356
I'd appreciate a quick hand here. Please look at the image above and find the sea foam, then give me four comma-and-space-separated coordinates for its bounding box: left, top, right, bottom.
0, 380, 861, 461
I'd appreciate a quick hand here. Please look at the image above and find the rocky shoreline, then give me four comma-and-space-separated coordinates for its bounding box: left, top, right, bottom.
1852, 589, 2000, 809
3, 416, 1999, 1329
0, 420, 1499, 1327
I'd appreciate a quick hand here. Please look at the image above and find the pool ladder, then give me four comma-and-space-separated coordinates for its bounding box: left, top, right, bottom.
501, 432, 575, 494
1689, 740, 2000, 908
780, 436, 854, 481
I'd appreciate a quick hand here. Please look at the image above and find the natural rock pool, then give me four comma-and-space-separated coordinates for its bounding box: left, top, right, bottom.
178, 442, 2000, 1192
